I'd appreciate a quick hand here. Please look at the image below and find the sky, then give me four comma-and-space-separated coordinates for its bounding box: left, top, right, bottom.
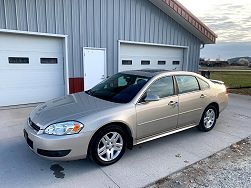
178, 0, 251, 60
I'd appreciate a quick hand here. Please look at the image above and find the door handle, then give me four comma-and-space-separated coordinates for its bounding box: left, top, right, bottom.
168, 101, 177, 106
200, 94, 206, 98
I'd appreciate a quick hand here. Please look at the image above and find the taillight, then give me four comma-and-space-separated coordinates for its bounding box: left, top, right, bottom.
224, 86, 228, 94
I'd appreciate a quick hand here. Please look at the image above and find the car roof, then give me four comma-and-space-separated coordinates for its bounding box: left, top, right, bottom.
122, 69, 171, 77
121, 69, 196, 77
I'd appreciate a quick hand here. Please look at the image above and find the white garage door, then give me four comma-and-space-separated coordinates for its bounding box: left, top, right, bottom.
0, 33, 65, 107
119, 43, 185, 72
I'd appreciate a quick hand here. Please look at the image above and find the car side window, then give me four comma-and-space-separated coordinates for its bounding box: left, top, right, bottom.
197, 77, 210, 90
147, 76, 174, 98
176, 75, 199, 94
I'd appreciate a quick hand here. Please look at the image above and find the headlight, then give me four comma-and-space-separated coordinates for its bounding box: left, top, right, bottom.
44, 121, 84, 135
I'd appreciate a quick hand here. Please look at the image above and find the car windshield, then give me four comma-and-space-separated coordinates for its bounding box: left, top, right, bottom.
85, 73, 150, 103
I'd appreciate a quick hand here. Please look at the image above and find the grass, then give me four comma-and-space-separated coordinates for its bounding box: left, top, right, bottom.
210, 71, 251, 88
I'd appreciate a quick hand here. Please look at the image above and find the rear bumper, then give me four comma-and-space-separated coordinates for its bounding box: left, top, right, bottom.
219, 94, 228, 114
24, 123, 93, 161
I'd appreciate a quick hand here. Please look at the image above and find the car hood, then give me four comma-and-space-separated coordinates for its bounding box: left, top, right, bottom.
30, 92, 119, 129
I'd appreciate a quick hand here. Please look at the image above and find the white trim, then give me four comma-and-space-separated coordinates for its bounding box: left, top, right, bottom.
118, 40, 189, 49
0, 29, 67, 38
64, 36, 70, 95
0, 29, 70, 95
118, 40, 189, 72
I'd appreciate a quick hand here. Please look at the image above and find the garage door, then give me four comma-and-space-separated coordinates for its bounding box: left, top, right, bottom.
119, 43, 185, 72
0, 33, 65, 107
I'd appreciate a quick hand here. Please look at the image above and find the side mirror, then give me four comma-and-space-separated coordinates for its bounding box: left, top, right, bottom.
144, 94, 160, 102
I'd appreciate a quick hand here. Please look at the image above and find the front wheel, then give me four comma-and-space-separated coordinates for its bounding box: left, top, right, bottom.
198, 106, 217, 132
90, 125, 126, 166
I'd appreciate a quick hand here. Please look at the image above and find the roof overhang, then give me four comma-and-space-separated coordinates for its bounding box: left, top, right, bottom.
149, 0, 217, 44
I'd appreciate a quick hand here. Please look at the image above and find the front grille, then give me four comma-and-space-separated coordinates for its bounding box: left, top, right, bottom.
29, 118, 40, 131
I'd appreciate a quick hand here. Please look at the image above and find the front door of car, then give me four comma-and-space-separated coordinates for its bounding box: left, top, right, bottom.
136, 76, 179, 139
175, 75, 206, 127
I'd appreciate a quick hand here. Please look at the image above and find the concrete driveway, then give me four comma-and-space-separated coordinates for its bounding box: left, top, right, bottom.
0, 94, 250, 188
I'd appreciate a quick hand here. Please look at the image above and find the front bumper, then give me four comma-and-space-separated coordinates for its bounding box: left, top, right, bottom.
24, 123, 93, 161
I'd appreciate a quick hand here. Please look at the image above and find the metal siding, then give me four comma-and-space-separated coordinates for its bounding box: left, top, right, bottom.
94, 0, 101, 47
158, 12, 164, 44
113, 0, 120, 73
0, 0, 6, 28
4, 0, 17, 29
124, 0, 130, 41
87, 0, 94, 47
54, 0, 64, 34
79, 0, 86, 77
71, 0, 81, 76
26, 0, 38, 32
0, 0, 202, 78
36, 0, 47, 33
139, 1, 146, 42
106, 0, 114, 76
45, 0, 56, 33
15, 0, 28, 31
135, 0, 141, 42
62, 0, 73, 76
130, 0, 136, 41
154, 9, 160, 43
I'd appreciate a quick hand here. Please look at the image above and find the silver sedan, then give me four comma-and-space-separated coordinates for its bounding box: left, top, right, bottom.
24, 70, 228, 166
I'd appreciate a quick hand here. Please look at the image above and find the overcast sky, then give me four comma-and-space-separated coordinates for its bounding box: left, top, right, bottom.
178, 0, 251, 60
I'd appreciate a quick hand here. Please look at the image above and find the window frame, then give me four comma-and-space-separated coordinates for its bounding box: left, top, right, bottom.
174, 75, 201, 95
137, 76, 177, 104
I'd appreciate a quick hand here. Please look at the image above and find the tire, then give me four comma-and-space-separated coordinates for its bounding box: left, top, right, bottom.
198, 105, 217, 132
89, 125, 127, 166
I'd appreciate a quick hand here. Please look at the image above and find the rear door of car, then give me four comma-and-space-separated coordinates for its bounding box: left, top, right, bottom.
136, 76, 179, 139
175, 75, 207, 128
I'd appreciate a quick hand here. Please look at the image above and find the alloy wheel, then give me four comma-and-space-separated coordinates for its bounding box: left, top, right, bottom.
204, 109, 216, 129
97, 132, 123, 162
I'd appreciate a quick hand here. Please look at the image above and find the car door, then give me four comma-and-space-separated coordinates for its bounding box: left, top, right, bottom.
136, 76, 179, 139
175, 75, 206, 127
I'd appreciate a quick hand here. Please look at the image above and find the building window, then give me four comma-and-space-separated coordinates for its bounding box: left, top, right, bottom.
141, 60, 150, 65
158, 61, 166, 65
122, 60, 132, 65
173, 61, 180, 65
9, 57, 29, 64
40, 58, 58, 64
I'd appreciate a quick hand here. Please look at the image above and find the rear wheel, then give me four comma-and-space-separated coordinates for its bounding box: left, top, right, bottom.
90, 125, 126, 166
198, 106, 217, 132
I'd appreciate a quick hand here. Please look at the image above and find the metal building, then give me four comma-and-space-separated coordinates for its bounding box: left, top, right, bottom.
0, 0, 217, 107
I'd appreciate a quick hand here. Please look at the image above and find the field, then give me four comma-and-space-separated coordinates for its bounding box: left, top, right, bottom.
209, 71, 251, 95
210, 71, 251, 88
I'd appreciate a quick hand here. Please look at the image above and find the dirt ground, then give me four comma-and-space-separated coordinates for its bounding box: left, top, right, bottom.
147, 137, 251, 188
228, 88, 251, 96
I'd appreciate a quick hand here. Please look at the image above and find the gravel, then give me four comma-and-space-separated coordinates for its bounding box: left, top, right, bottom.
147, 137, 251, 188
